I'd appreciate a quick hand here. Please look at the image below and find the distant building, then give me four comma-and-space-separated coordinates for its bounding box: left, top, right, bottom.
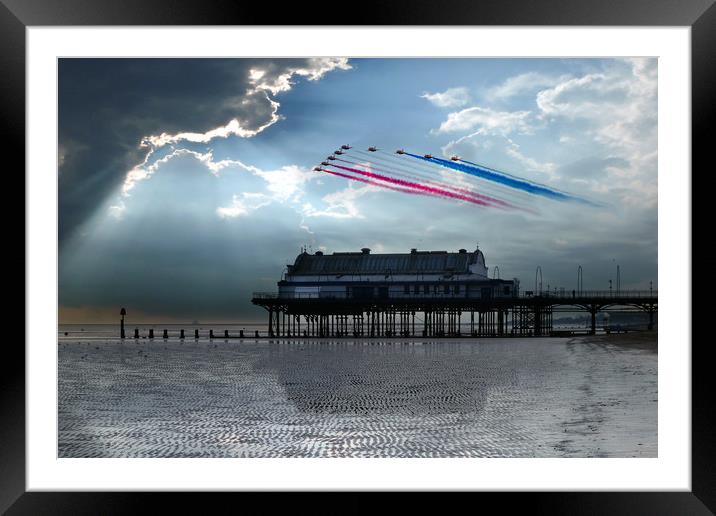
278, 245, 518, 300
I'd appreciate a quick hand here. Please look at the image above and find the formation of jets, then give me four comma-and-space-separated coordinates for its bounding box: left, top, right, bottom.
315, 145, 459, 172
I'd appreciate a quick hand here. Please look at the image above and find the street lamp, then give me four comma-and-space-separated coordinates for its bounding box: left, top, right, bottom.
535, 266, 543, 295
609, 280, 612, 297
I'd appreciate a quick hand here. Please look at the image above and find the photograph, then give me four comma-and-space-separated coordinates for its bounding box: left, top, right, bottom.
57, 56, 659, 459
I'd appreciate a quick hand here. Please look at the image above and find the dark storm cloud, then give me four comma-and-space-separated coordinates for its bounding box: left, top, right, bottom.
58, 58, 346, 245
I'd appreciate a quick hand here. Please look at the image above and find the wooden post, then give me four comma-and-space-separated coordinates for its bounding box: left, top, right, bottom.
120, 307, 126, 339
648, 306, 654, 330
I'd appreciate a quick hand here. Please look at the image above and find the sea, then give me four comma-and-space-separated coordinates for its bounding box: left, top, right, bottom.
57, 326, 657, 458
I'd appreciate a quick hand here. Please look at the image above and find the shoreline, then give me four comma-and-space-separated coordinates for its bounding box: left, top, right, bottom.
569, 330, 658, 351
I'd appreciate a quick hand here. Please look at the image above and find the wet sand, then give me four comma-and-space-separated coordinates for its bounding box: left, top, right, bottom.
58, 336, 657, 458
575, 330, 658, 351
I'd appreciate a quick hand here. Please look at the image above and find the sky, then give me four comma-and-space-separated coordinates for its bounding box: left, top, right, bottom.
58, 58, 657, 324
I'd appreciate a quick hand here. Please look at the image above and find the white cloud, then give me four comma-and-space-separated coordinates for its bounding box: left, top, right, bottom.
437, 59, 657, 209
249, 58, 352, 96
505, 139, 556, 176
108, 200, 126, 219
421, 87, 471, 108
487, 72, 566, 101
302, 183, 377, 219
141, 97, 281, 149
253, 165, 311, 203
434, 106, 533, 135
536, 73, 613, 118
533, 58, 657, 204
115, 147, 317, 222
121, 148, 243, 195
216, 192, 272, 218
122, 58, 351, 197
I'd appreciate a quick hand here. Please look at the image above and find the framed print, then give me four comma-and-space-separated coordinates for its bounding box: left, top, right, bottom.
7, 0, 714, 511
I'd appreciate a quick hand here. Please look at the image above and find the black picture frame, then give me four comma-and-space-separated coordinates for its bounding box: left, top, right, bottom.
5, 0, 713, 511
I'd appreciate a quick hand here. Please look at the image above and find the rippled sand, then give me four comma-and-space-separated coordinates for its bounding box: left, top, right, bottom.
58, 337, 657, 458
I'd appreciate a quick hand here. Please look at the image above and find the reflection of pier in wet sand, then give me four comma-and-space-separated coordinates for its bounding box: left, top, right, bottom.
58, 335, 657, 458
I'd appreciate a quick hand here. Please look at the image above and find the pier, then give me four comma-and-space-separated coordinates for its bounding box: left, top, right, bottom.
251, 290, 657, 338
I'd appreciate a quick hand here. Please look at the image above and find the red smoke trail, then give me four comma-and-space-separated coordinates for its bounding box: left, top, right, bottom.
335, 157, 516, 210
328, 164, 495, 208
320, 169, 434, 198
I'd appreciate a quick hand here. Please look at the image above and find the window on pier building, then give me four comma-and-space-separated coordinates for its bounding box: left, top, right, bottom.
424, 285, 429, 295
455, 284, 461, 295
404, 284, 410, 295
414, 285, 420, 295
434, 285, 439, 294
444, 284, 449, 294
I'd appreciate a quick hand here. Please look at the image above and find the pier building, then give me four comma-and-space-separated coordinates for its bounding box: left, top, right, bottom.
253, 245, 525, 337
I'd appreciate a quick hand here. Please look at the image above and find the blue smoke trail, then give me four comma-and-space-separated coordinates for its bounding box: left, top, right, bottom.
405, 153, 598, 206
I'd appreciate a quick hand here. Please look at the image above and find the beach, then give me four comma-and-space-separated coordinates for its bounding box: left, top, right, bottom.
58, 333, 657, 458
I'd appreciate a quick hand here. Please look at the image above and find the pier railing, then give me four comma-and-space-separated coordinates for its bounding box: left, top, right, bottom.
252, 290, 657, 301
521, 290, 657, 299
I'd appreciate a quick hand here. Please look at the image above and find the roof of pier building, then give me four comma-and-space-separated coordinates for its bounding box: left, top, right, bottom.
286, 247, 488, 277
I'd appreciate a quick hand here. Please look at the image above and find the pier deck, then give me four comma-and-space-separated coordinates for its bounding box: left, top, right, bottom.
251, 290, 657, 338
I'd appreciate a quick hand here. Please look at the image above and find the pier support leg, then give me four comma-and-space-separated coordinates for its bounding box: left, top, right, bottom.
590, 308, 597, 335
